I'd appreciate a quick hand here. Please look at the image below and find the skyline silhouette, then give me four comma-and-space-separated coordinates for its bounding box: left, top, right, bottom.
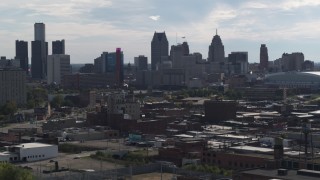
0, 0, 319, 63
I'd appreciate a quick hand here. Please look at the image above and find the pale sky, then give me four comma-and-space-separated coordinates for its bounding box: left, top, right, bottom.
1, 0, 320, 64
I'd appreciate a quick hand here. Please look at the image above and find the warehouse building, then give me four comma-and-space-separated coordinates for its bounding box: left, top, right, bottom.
0, 142, 58, 163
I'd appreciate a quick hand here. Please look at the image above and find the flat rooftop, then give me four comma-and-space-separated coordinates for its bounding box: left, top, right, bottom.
216, 134, 252, 140
230, 145, 273, 153
241, 169, 320, 180
14, 143, 55, 149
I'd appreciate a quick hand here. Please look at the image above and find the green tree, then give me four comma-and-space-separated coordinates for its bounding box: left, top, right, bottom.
0, 163, 34, 180
27, 87, 48, 107
51, 95, 64, 108
1, 101, 17, 116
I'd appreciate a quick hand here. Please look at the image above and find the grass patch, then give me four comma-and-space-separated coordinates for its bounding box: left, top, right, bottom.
183, 164, 232, 177
90, 150, 153, 166
58, 143, 98, 153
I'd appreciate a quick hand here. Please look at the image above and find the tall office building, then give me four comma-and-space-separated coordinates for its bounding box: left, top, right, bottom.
260, 44, 269, 71
115, 48, 123, 85
227, 52, 248, 75
52, 40, 65, 54
134, 55, 148, 70
32, 23, 48, 79
181, 42, 189, 56
47, 54, 70, 84
208, 30, 225, 62
34, 23, 45, 41
99, 48, 124, 85
151, 32, 169, 70
15, 40, 28, 73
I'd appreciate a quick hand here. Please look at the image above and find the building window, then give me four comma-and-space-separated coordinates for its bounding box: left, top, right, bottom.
234, 162, 237, 167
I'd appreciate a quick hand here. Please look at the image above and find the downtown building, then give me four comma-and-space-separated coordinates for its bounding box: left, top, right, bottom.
100, 48, 124, 86
151, 32, 169, 70
227, 52, 249, 75
134, 55, 148, 71
0, 66, 26, 106
52, 39, 65, 54
31, 23, 48, 79
47, 54, 71, 85
207, 31, 226, 74
15, 40, 28, 74
259, 44, 269, 71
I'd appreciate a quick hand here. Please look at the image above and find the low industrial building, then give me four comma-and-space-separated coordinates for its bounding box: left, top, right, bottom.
0, 142, 58, 163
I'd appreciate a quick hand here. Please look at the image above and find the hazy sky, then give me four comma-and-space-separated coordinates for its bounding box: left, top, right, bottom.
1, 0, 320, 64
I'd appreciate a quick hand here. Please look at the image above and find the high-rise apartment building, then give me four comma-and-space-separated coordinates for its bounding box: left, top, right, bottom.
151, 32, 169, 70
15, 40, 28, 73
31, 23, 48, 79
260, 44, 269, 71
134, 55, 148, 70
281, 52, 304, 71
47, 54, 70, 84
0, 68, 26, 106
208, 30, 225, 62
52, 40, 65, 54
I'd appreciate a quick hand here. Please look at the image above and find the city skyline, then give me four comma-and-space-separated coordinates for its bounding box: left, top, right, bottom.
1, 0, 320, 63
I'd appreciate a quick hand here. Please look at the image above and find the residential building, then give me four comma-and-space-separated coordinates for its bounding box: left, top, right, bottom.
0, 68, 26, 106
281, 52, 304, 71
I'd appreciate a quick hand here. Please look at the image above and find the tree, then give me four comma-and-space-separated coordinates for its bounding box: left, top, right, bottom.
51, 95, 64, 108
27, 87, 48, 107
0, 163, 33, 180
1, 101, 17, 116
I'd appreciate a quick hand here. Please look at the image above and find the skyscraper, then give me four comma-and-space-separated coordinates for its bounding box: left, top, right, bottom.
15, 40, 28, 73
208, 30, 225, 62
31, 23, 48, 79
52, 40, 65, 54
134, 55, 148, 70
115, 48, 123, 85
260, 44, 269, 71
34, 23, 45, 41
151, 32, 169, 70
227, 52, 248, 75
99, 49, 124, 85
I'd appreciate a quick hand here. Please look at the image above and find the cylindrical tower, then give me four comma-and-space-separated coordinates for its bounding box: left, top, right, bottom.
34, 23, 45, 41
